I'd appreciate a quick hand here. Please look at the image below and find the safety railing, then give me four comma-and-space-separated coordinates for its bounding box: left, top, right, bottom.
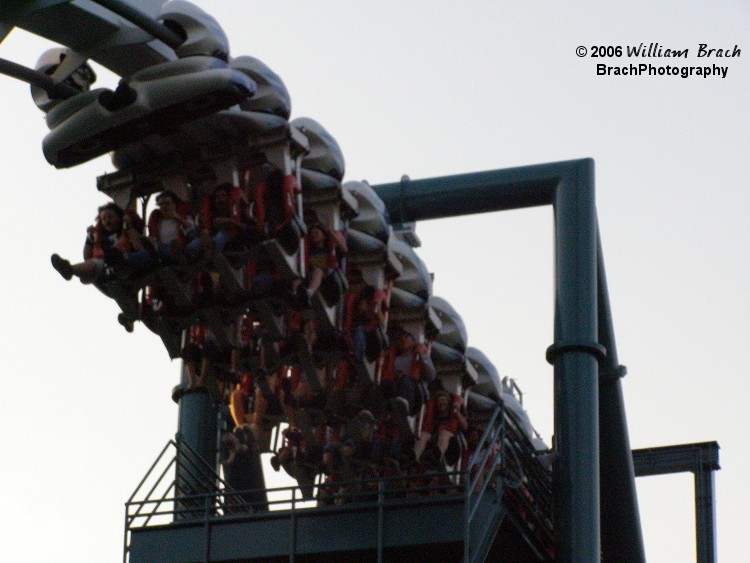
464, 403, 506, 562
500, 404, 555, 560
125, 470, 467, 562
124, 403, 554, 562
463, 398, 554, 561
123, 438, 235, 562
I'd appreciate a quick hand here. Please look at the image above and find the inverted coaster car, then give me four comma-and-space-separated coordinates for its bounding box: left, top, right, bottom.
389, 238, 432, 309
345, 181, 390, 257
110, 55, 295, 171
429, 296, 477, 388
466, 346, 502, 401
291, 117, 345, 182
43, 56, 256, 168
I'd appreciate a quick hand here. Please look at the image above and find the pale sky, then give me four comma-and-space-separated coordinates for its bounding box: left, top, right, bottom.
0, 2, 748, 561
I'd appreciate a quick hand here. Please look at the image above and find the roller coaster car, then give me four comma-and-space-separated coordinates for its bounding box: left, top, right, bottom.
196, 308, 235, 351
110, 102, 293, 175
106, 13, 293, 170
429, 297, 468, 353
345, 181, 390, 243
273, 331, 322, 396
316, 254, 349, 332
428, 296, 478, 388
295, 122, 345, 210
299, 167, 341, 200
151, 267, 195, 314
290, 117, 345, 181
430, 342, 479, 392
466, 346, 502, 402
346, 229, 387, 261
231, 56, 291, 119
467, 353, 537, 444
233, 330, 280, 375
388, 238, 432, 308
498, 377, 536, 441
42, 57, 256, 168
344, 187, 400, 326
153, 257, 244, 316
318, 269, 347, 307
251, 298, 287, 342
237, 170, 304, 283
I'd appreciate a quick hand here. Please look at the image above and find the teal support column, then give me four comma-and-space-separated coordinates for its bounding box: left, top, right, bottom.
597, 232, 646, 563
373, 162, 559, 221
375, 158, 625, 561
175, 387, 217, 520
547, 160, 601, 562
633, 442, 720, 562
173, 368, 269, 517
695, 457, 718, 563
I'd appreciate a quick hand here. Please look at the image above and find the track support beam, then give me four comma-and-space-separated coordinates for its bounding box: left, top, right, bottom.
375, 158, 643, 562
633, 441, 720, 563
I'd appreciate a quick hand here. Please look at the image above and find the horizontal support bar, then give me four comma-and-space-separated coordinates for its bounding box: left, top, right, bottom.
632, 441, 720, 477
371, 159, 593, 223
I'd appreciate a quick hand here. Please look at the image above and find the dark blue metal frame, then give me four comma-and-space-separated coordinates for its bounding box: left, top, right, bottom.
633, 442, 720, 563
374, 158, 644, 562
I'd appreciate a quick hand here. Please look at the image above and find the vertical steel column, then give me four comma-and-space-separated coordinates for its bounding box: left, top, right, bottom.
177, 388, 216, 464
374, 159, 639, 559
695, 462, 717, 563
632, 442, 720, 562
175, 387, 217, 520
597, 232, 646, 562
548, 160, 601, 562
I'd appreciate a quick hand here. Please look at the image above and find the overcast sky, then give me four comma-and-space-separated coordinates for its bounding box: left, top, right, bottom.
0, 1, 747, 561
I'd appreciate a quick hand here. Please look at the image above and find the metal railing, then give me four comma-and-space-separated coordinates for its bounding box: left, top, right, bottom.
123, 438, 236, 562
124, 403, 554, 562
464, 403, 506, 562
